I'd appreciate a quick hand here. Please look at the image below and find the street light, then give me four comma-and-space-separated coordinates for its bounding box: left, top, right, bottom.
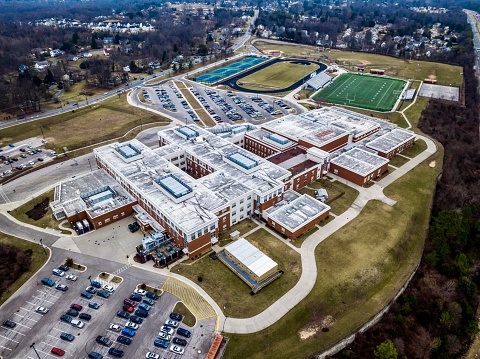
87, 158, 93, 172
30, 342, 41, 359
88, 275, 92, 287
39, 239, 47, 256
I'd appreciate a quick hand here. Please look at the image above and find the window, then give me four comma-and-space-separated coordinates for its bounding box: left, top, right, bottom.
247, 195, 252, 200
232, 203, 236, 208
223, 217, 226, 222
121, 212, 125, 216
191, 234, 196, 240
204, 227, 208, 234
98, 221, 102, 226
240, 199, 244, 204
197, 230, 202, 237
334, 169, 338, 174
281, 227, 285, 234
271, 221, 275, 227
240, 207, 244, 212
232, 211, 236, 216
105, 218, 110, 223
223, 225, 227, 230
113, 215, 119, 219
247, 203, 251, 208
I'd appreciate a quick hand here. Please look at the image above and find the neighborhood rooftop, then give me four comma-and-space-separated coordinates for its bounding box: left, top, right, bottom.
330, 147, 389, 176
366, 129, 416, 153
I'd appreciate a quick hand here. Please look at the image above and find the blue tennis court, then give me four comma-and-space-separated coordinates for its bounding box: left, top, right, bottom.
195, 56, 266, 84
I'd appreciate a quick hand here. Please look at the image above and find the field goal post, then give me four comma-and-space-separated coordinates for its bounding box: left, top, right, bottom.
345, 93, 356, 105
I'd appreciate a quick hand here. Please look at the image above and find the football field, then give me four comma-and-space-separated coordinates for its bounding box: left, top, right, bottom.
313, 73, 406, 111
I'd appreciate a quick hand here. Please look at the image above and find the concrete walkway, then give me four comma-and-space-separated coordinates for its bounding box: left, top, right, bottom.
220, 133, 437, 333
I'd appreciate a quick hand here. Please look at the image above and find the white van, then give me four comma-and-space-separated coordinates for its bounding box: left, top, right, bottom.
52, 268, 64, 277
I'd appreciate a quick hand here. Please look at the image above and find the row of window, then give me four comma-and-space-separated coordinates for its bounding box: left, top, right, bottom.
97, 212, 125, 226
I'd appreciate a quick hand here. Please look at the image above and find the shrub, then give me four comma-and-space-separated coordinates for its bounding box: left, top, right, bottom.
65, 258, 74, 267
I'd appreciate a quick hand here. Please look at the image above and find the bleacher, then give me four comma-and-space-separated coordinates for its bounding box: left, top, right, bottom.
305, 72, 333, 90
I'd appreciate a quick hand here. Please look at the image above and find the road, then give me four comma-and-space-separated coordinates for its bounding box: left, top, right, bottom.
229, 10, 258, 52
465, 9, 480, 77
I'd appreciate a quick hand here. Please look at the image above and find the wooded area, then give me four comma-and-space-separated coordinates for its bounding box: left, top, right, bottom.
0, 243, 32, 295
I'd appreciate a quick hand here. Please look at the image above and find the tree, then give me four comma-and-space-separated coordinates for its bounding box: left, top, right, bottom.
43, 69, 54, 84
188, 59, 193, 70
72, 32, 79, 44
65, 258, 74, 267
374, 339, 398, 359
91, 38, 99, 50
129, 61, 138, 73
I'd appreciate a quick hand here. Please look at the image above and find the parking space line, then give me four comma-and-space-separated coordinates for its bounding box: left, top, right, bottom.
32, 296, 55, 304
13, 313, 37, 322
0, 334, 19, 343
36, 348, 56, 358
14, 322, 32, 330
20, 306, 32, 312
51, 327, 63, 332
0, 344, 12, 351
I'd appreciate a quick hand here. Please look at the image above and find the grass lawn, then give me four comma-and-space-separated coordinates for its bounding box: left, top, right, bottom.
388, 155, 410, 168
239, 62, 319, 91
195, 108, 217, 127
223, 143, 443, 359
0, 96, 170, 152
401, 138, 428, 158
173, 302, 197, 327
10, 189, 60, 230
335, 105, 408, 128
308, 179, 359, 216
291, 226, 319, 248
253, 42, 462, 86
172, 228, 301, 318
0, 233, 49, 306
218, 218, 258, 246
404, 97, 429, 129
374, 166, 396, 181
314, 73, 406, 112
59, 82, 106, 103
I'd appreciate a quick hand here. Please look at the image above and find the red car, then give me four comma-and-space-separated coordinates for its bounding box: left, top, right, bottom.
122, 304, 134, 313
123, 298, 136, 307
70, 303, 82, 311
51, 347, 65, 356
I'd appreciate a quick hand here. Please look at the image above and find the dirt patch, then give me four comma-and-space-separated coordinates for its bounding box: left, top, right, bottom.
25, 198, 50, 221
299, 325, 319, 340
429, 161, 436, 168
299, 315, 336, 340
337, 58, 373, 65
428, 74, 437, 80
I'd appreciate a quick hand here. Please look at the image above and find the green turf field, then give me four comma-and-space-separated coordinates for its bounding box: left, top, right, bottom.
239, 61, 319, 91
313, 73, 406, 112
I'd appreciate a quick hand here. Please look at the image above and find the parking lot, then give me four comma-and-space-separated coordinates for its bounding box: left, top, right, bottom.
140, 81, 296, 126
1, 253, 217, 359
0, 137, 57, 178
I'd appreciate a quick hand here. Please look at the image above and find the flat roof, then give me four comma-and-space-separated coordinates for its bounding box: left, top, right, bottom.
262, 114, 348, 149
366, 129, 416, 153
301, 107, 380, 139
268, 148, 306, 165
330, 147, 389, 176
265, 191, 330, 233
50, 170, 136, 219
225, 237, 277, 278
94, 139, 224, 234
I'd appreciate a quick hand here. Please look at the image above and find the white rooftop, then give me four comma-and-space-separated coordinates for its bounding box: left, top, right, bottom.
262, 114, 348, 150
330, 147, 389, 176
94, 139, 225, 234
366, 129, 416, 153
225, 237, 278, 278
265, 191, 330, 232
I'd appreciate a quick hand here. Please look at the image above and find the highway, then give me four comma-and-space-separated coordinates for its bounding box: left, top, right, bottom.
465, 9, 480, 77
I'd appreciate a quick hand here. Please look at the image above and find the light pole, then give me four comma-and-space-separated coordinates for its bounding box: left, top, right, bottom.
39, 126, 45, 139
39, 239, 47, 256
87, 158, 93, 172
30, 342, 41, 359
88, 275, 92, 287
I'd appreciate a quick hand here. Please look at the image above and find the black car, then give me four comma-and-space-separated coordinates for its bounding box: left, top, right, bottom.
108, 348, 124, 357
60, 332, 75, 341
117, 335, 132, 345
116, 311, 130, 319
58, 264, 69, 272
2, 320, 16, 328
97, 290, 110, 299
88, 352, 103, 359
96, 335, 113, 347
172, 337, 187, 346
134, 308, 148, 318
66, 308, 79, 317
129, 315, 143, 324
129, 294, 142, 302
79, 313, 92, 321
145, 291, 159, 300
170, 312, 183, 321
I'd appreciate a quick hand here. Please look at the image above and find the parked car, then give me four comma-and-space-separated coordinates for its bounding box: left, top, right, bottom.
110, 324, 121, 332
169, 312, 183, 321
154, 339, 169, 348
128, 222, 140, 232
123, 305, 134, 313
96, 335, 113, 347
172, 337, 187, 346
138, 303, 150, 311
134, 308, 148, 318
123, 298, 136, 307
117, 335, 132, 345
116, 311, 130, 319
129, 315, 143, 324
169, 345, 184, 355
97, 290, 110, 299
88, 352, 103, 359
125, 322, 139, 330
71, 319, 84, 328
129, 294, 142, 302
51, 347, 66, 356
176, 327, 191, 338
52, 268, 64, 277
58, 265, 69, 272
91, 281, 101, 288
165, 319, 178, 327
145, 353, 159, 359
81, 291, 93, 299
160, 325, 174, 336
60, 315, 72, 323
103, 284, 114, 293
66, 274, 77, 281
85, 286, 97, 294
70, 303, 82, 311
157, 332, 171, 341
145, 291, 160, 300
2, 320, 16, 328
133, 288, 147, 296
60, 332, 74, 342
66, 309, 78, 317
108, 348, 124, 357
142, 298, 155, 306
88, 302, 100, 310
35, 306, 49, 314
121, 328, 135, 337
79, 313, 92, 321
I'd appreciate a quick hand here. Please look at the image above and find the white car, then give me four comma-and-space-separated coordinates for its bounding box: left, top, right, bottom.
157, 332, 171, 341
66, 274, 77, 281
52, 268, 64, 277
71, 319, 84, 329
109, 324, 121, 332
125, 322, 139, 330
145, 352, 159, 359
103, 285, 114, 293
28, 161, 35, 166
35, 306, 48, 314
133, 288, 147, 296
164, 319, 179, 327
160, 325, 174, 336
170, 345, 184, 355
